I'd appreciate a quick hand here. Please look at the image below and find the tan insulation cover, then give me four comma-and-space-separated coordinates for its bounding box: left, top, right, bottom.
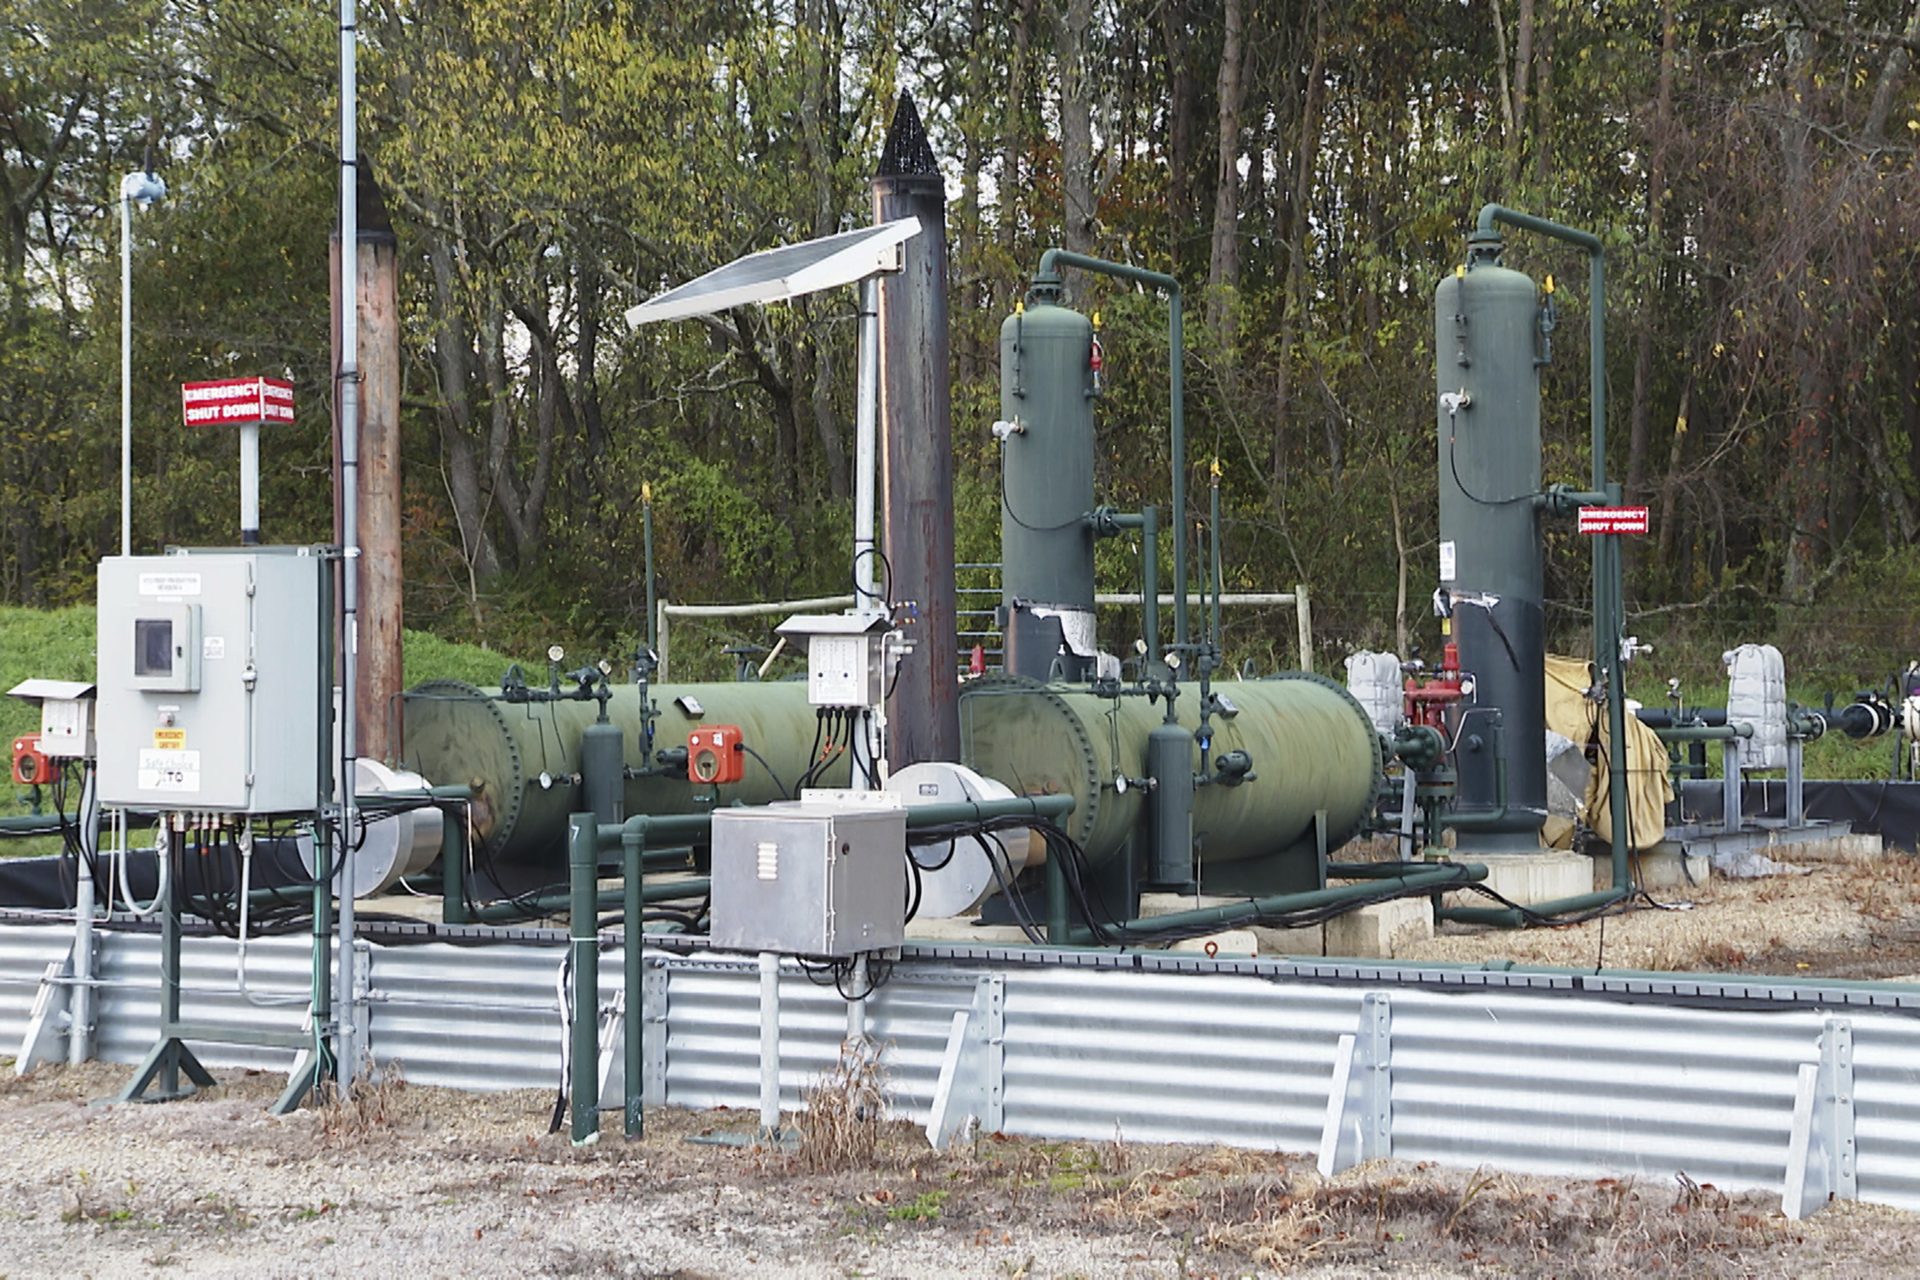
1543, 655, 1674, 852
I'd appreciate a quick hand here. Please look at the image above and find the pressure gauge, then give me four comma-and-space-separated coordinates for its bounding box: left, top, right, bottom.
548, 644, 565, 663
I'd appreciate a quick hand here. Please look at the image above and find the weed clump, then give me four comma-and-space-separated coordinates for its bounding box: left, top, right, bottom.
796, 1038, 888, 1173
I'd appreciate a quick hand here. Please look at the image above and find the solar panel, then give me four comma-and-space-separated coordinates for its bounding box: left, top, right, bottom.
625, 218, 922, 326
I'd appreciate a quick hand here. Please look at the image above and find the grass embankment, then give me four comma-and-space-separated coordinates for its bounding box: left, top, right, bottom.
0, 605, 529, 824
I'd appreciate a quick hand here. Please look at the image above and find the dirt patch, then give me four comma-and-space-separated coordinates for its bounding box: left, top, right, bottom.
1399, 853, 1920, 979
0, 1061, 1914, 1277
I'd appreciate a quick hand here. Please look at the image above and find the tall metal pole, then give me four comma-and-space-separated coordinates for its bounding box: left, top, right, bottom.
120, 194, 132, 557
853, 277, 879, 608
118, 171, 164, 557
335, 0, 362, 1088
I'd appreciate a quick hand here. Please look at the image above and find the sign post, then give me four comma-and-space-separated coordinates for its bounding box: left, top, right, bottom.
180, 377, 294, 544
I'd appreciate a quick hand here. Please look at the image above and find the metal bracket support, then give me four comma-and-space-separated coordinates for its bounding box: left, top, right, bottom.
643, 961, 670, 1107
926, 974, 1004, 1149
595, 988, 624, 1112
1783, 1017, 1856, 1220
1318, 992, 1392, 1176
14, 955, 74, 1075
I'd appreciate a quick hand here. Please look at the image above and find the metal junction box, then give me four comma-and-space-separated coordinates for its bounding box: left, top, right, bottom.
709, 799, 906, 957
96, 549, 324, 814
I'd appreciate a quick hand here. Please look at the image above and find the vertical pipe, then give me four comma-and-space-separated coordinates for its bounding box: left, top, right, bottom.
1140, 505, 1160, 665
119, 193, 133, 557
1602, 483, 1632, 890
872, 93, 960, 769
1169, 296, 1187, 646
312, 559, 334, 1073
1045, 855, 1069, 944
160, 824, 180, 1097
1208, 466, 1224, 649
622, 821, 643, 1139
568, 813, 598, 1144
1295, 584, 1313, 672
68, 852, 92, 1074
335, 0, 362, 1089
439, 805, 468, 926
642, 486, 657, 654
757, 951, 781, 1136
239, 424, 261, 544
846, 952, 868, 1044
853, 277, 880, 607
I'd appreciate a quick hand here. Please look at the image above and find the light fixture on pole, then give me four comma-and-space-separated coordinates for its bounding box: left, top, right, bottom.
119, 169, 166, 557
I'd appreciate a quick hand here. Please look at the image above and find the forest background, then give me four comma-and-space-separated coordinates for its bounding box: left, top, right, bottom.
7, 0, 1920, 693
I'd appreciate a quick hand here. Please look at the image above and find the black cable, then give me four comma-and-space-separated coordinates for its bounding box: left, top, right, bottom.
1000, 462, 1086, 532
739, 744, 793, 800
1447, 433, 1536, 506
852, 546, 895, 609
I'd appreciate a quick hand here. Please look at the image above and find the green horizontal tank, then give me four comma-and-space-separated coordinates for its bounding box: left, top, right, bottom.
404, 670, 1384, 900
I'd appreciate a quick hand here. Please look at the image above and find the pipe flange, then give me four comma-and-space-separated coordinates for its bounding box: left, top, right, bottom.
960, 672, 1103, 850
406, 679, 521, 856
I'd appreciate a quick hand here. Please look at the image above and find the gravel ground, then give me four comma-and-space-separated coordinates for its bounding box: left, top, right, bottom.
1, 1062, 1917, 1279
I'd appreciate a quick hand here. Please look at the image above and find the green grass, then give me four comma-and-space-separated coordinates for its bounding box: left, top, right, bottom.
0, 605, 532, 820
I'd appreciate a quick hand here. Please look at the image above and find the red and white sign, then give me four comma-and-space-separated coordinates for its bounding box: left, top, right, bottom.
1577, 505, 1650, 535
180, 377, 294, 428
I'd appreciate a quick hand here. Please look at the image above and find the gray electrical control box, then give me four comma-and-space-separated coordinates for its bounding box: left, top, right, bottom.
96, 549, 324, 814
709, 798, 907, 957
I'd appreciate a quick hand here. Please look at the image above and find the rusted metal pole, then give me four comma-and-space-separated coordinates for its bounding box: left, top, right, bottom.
330, 166, 404, 764
871, 94, 959, 769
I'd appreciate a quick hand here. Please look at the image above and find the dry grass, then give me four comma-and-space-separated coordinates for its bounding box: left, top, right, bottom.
1084, 1158, 1779, 1276
794, 1037, 889, 1173
310, 1059, 409, 1145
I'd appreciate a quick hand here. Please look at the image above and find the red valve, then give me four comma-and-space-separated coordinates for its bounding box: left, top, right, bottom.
1403, 641, 1465, 731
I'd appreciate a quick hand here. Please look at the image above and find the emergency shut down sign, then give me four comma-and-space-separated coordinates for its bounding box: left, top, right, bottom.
1577, 505, 1650, 535
180, 377, 294, 428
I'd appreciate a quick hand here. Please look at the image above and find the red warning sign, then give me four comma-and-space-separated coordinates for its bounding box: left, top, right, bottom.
1577, 506, 1650, 535
180, 377, 294, 428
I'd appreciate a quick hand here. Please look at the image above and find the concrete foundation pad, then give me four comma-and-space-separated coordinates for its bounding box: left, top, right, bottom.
1324, 897, 1434, 959
1599, 844, 1709, 892
1444, 851, 1593, 907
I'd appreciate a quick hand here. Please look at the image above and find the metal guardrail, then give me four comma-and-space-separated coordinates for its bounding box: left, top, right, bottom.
2, 917, 1915, 1218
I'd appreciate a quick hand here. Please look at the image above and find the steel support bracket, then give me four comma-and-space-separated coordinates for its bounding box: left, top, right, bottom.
595, 987, 624, 1112
926, 974, 1004, 1149
1783, 1018, 1857, 1220
14, 956, 74, 1076
1318, 992, 1392, 1176
642, 961, 670, 1107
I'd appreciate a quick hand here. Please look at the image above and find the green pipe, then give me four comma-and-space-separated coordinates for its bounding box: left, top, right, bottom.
470, 878, 710, 924
1069, 863, 1484, 942
1035, 247, 1188, 646
642, 488, 658, 654
1655, 723, 1753, 743
1440, 752, 1510, 829
1474, 205, 1630, 899
1209, 467, 1223, 650
568, 812, 599, 1145
440, 810, 469, 926
623, 814, 644, 1139
1436, 886, 1627, 929
1327, 860, 1452, 879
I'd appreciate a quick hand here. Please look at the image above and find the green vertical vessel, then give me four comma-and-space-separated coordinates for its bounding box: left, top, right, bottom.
998, 280, 1096, 681
1434, 232, 1549, 850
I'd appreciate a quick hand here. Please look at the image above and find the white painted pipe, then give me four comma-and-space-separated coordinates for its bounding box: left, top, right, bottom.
758, 951, 780, 1136
239, 423, 260, 544
853, 276, 879, 610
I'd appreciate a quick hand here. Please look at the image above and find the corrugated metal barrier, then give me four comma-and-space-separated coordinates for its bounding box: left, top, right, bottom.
2, 918, 1918, 1214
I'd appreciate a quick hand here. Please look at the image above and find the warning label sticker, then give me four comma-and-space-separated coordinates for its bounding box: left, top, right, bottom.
137, 748, 200, 793
137, 572, 201, 597
151, 728, 187, 750
1438, 540, 1457, 583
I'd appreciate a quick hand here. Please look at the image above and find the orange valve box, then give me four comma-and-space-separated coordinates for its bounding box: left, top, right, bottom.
687, 725, 745, 785
11, 734, 52, 787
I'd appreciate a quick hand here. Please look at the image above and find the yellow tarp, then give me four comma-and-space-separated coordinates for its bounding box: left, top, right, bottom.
1543, 654, 1674, 852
